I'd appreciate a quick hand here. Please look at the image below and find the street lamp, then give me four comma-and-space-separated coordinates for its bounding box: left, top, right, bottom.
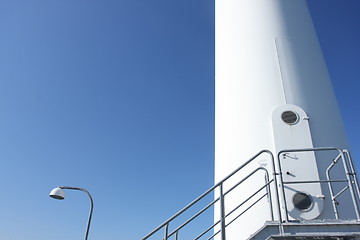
49, 186, 94, 240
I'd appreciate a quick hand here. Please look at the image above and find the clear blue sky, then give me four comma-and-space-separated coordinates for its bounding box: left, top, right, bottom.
0, 0, 359, 239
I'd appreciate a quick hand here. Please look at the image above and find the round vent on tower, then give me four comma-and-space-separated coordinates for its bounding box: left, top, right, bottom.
293, 192, 313, 211
281, 111, 299, 125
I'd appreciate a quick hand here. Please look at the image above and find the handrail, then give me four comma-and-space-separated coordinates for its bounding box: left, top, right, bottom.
141, 150, 276, 240
326, 153, 343, 219
278, 147, 360, 221
343, 150, 360, 206
142, 147, 360, 240
325, 150, 360, 220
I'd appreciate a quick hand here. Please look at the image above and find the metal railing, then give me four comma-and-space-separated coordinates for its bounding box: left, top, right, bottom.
142, 147, 360, 240
277, 147, 360, 222
141, 150, 279, 240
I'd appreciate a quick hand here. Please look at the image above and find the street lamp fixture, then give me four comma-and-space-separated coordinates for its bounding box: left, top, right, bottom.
49, 186, 94, 240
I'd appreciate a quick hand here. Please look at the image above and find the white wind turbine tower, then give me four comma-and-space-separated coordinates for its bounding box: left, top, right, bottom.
142, 1, 360, 239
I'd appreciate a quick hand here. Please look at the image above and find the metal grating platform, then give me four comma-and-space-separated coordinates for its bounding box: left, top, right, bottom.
269, 236, 358, 240
248, 220, 360, 240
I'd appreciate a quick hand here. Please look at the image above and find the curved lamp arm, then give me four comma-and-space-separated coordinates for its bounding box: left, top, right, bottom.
50, 186, 93, 240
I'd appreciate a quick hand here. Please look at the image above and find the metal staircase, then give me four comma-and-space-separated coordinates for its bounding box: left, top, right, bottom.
141, 148, 360, 240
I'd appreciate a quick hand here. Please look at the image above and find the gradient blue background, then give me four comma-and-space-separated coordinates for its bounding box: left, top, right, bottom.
0, 0, 359, 239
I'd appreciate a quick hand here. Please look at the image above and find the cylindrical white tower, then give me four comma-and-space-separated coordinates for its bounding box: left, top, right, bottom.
215, 0, 354, 239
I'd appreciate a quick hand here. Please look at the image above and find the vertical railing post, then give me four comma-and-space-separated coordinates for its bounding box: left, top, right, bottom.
219, 184, 227, 240
344, 150, 360, 207
326, 157, 340, 219
277, 152, 289, 222
339, 150, 360, 220
264, 172, 274, 221
164, 224, 169, 240
269, 151, 284, 236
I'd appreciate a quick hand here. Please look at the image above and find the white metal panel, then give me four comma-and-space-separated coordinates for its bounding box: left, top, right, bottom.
272, 104, 324, 220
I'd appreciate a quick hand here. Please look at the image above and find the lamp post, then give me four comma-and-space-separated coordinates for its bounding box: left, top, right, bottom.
49, 186, 94, 240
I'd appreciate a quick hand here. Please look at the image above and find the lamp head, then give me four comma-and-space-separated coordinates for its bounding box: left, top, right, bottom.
49, 187, 65, 200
